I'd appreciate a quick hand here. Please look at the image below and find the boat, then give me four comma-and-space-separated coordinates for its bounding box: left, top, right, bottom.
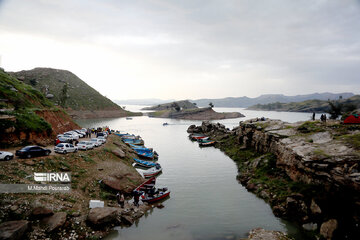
199, 139, 216, 147
132, 146, 153, 153
140, 187, 170, 203
163, 123, 169, 126
133, 158, 160, 168
189, 134, 208, 141
126, 117, 133, 120
123, 139, 144, 145
136, 151, 156, 160
135, 177, 156, 192
143, 165, 162, 178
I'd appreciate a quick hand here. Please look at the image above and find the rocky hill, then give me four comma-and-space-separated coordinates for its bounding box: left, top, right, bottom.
247, 95, 360, 113
11, 68, 140, 118
0, 68, 79, 147
192, 93, 354, 108
142, 100, 197, 111
188, 120, 360, 239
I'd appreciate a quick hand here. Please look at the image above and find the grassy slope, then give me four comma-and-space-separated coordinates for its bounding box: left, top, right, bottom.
0, 69, 53, 133
12, 68, 131, 113
248, 95, 360, 113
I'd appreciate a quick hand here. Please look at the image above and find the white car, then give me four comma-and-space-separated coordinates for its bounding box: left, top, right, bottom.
0, 151, 14, 161
97, 136, 107, 144
77, 141, 95, 150
74, 130, 85, 138
90, 138, 102, 147
64, 132, 79, 140
57, 135, 73, 143
54, 143, 78, 154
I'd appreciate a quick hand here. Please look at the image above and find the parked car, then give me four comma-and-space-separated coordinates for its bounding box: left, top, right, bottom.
54, 143, 78, 154
16, 146, 51, 158
57, 134, 74, 141
57, 136, 73, 143
0, 151, 14, 161
97, 132, 108, 138
64, 132, 79, 140
97, 136, 107, 144
73, 130, 85, 138
77, 141, 95, 151
90, 138, 102, 147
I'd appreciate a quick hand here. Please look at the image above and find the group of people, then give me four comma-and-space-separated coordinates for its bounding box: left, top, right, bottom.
312, 112, 327, 122
116, 190, 142, 208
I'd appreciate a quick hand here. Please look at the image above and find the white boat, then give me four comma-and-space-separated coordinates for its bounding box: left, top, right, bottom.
143, 165, 162, 178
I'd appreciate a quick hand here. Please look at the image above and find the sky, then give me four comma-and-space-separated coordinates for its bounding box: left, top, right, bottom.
0, 0, 359, 101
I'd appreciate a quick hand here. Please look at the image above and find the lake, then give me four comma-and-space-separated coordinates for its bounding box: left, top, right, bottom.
76, 106, 312, 240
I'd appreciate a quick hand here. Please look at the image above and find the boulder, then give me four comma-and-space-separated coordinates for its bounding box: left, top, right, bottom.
302, 222, 318, 231
112, 148, 125, 158
31, 206, 53, 219
121, 215, 134, 225
42, 212, 67, 232
320, 219, 338, 240
87, 207, 119, 225
0, 220, 29, 240
310, 199, 321, 215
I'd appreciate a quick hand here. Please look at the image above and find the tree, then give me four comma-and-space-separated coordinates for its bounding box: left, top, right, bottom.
209, 102, 214, 108
29, 79, 37, 86
59, 83, 69, 107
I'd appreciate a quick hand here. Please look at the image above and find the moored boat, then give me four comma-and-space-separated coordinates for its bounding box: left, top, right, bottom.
141, 187, 170, 203
143, 165, 162, 178
135, 177, 156, 191
199, 139, 216, 147
133, 158, 160, 168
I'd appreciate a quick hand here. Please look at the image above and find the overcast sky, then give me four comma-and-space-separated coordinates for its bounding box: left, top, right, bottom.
0, 0, 359, 100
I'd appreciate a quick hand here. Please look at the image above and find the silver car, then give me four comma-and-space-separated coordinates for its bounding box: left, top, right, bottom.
54, 143, 78, 154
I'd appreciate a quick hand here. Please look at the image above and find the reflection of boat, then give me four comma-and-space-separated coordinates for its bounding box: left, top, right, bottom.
141, 187, 170, 203
163, 123, 169, 126
126, 117, 133, 120
133, 158, 160, 168
143, 165, 162, 178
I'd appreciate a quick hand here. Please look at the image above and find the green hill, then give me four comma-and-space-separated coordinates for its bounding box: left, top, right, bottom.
247, 95, 360, 113
0, 68, 79, 147
11, 68, 140, 118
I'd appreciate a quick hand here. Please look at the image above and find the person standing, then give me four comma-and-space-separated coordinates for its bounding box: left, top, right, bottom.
133, 190, 140, 207
312, 112, 315, 121
117, 192, 125, 208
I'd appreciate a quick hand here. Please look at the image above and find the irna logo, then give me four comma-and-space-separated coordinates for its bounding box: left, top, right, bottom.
34, 172, 71, 182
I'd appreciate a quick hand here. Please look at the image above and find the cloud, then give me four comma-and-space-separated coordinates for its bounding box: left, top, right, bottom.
0, 0, 359, 99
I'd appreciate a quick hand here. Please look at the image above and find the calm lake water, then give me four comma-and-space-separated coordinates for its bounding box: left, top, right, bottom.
76, 106, 312, 240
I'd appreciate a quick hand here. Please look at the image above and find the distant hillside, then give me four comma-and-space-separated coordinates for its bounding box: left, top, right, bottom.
142, 100, 197, 111
114, 98, 175, 106
248, 95, 360, 113
11, 68, 140, 118
0, 68, 79, 147
191, 93, 355, 108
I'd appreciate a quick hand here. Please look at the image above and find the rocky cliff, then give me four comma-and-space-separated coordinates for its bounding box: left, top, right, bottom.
188, 120, 360, 239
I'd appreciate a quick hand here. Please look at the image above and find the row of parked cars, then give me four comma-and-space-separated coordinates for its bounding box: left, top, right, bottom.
0, 129, 109, 160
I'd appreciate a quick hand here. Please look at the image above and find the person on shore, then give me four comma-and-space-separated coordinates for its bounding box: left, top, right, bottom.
55, 138, 60, 146
133, 190, 140, 207
74, 139, 79, 146
116, 192, 125, 208
320, 114, 324, 122
312, 112, 315, 121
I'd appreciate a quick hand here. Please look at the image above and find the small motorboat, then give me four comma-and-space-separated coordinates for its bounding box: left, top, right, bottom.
163, 123, 169, 126
141, 187, 170, 203
143, 165, 162, 178
133, 147, 153, 153
136, 151, 156, 160
133, 158, 160, 168
199, 140, 216, 147
126, 117, 133, 120
189, 134, 208, 141
135, 177, 156, 192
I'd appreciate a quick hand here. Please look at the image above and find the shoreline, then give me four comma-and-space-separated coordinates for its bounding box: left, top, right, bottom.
188, 119, 360, 239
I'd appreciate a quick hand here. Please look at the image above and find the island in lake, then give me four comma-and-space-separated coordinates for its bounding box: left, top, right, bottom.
143, 100, 244, 120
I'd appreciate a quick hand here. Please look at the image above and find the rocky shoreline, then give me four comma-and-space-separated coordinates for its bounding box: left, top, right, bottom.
0, 134, 160, 239
188, 119, 360, 239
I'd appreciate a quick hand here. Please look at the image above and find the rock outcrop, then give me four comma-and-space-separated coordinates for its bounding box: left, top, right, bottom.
0, 220, 29, 240
188, 119, 360, 239
247, 228, 292, 240
87, 207, 119, 226
42, 212, 67, 232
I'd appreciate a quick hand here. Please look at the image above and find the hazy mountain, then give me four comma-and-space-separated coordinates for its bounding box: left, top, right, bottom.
114, 98, 175, 106
191, 93, 355, 108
